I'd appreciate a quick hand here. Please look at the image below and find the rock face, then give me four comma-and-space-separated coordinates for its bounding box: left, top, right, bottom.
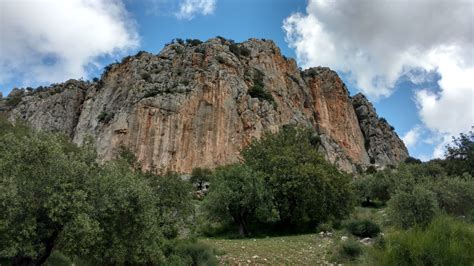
2, 38, 408, 173
352, 93, 409, 167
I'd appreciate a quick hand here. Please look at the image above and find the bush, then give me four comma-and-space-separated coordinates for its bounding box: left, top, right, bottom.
140, 72, 152, 82
186, 39, 203, 46
5, 96, 22, 108
166, 241, 218, 266
388, 186, 439, 229
229, 43, 251, 57
346, 219, 381, 238
339, 240, 363, 259
97, 111, 114, 123
372, 216, 474, 265
353, 172, 394, 205
248, 84, 274, 104
429, 177, 474, 220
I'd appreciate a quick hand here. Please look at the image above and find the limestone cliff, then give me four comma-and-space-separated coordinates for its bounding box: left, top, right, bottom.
2, 38, 408, 173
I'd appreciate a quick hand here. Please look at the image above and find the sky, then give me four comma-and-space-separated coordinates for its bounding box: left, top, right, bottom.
0, 0, 473, 161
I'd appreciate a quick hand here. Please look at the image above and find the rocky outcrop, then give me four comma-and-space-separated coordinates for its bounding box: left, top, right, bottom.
2, 38, 408, 173
352, 93, 409, 167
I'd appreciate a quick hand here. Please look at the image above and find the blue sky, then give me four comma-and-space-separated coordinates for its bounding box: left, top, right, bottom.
1, 0, 472, 160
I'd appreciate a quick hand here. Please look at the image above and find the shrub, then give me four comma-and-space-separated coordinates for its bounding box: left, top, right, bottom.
239, 46, 251, 57
353, 172, 394, 206
429, 177, 474, 219
229, 43, 240, 56
166, 240, 218, 266
346, 219, 381, 238
317, 222, 333, 233
216, 55, 226, 64
140, 72, 152, 82
339, 240, 363, 259
5, 96, 22, 108
248, 84, 275, 103
186, 38, 202, 46
97, 111, 114, 123
387, 186, 439, 229
372, 216, 474, 265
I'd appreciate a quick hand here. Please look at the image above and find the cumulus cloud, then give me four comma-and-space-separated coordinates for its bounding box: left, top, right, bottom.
283, 0, 473, 158
176, 0, 216, 20
0, 0, 138, 88
402, 126, 422, 148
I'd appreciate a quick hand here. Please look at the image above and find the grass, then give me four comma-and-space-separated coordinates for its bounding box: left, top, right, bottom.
201, 233, 334, 265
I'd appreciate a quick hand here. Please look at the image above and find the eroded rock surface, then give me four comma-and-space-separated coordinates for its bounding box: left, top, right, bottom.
2, 38, 408, 173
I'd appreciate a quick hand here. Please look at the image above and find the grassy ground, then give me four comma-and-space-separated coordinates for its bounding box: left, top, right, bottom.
200, 207, 388, 265
201, 233, 335, 265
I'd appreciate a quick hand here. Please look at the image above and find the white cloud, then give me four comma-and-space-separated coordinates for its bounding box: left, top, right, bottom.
402, 126, 422, 148
176, 0, 216, 20
283, 0, 474, 159
0, 0, 138, 88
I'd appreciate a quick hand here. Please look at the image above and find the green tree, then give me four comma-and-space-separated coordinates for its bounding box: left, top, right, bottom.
242, 125, 355, 227
444, 132, 474, 176
0, 119, 192, 264
190, 167, 212, 191
0, 123, 98, 265
203, 164, 271, 236
388, 186, 439, 229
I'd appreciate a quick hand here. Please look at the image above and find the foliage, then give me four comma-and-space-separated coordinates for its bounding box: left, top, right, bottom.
243, 125, 355, 228
247, 69, 276, 107
0, 118, 192, 264
190, 167, 212, 190
404, 156, 422, 164
339, 240, 363, 259
444, 132, 474, 176
186, 38, 203, 46
97, 111, 114, 123
372, 216, 474, 266
387, 186, 439, 229
44, 251, 72, 266
165, 240, 218, 266
203, 164, 272, 236
248, 85, 274, 104
0, 121, 98, 265
429, 176, 474, 220
229, 43, 250, 57
145, 171, 194, 239
5, 96, 22, 108
140, 72, 152, 82
353, 171, 394, 205
346, 219, 381, 238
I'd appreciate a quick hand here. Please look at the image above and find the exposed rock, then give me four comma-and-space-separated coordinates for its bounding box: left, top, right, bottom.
352, 93, 409, 167
359, 237, 375, 246
3, 38, 408, 173
340, 236, 348, 241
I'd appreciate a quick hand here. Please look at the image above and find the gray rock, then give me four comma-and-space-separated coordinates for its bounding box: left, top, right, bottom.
3, 38, 408, 173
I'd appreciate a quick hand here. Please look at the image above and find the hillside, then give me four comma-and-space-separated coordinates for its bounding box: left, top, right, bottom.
0, 37, 408, 173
